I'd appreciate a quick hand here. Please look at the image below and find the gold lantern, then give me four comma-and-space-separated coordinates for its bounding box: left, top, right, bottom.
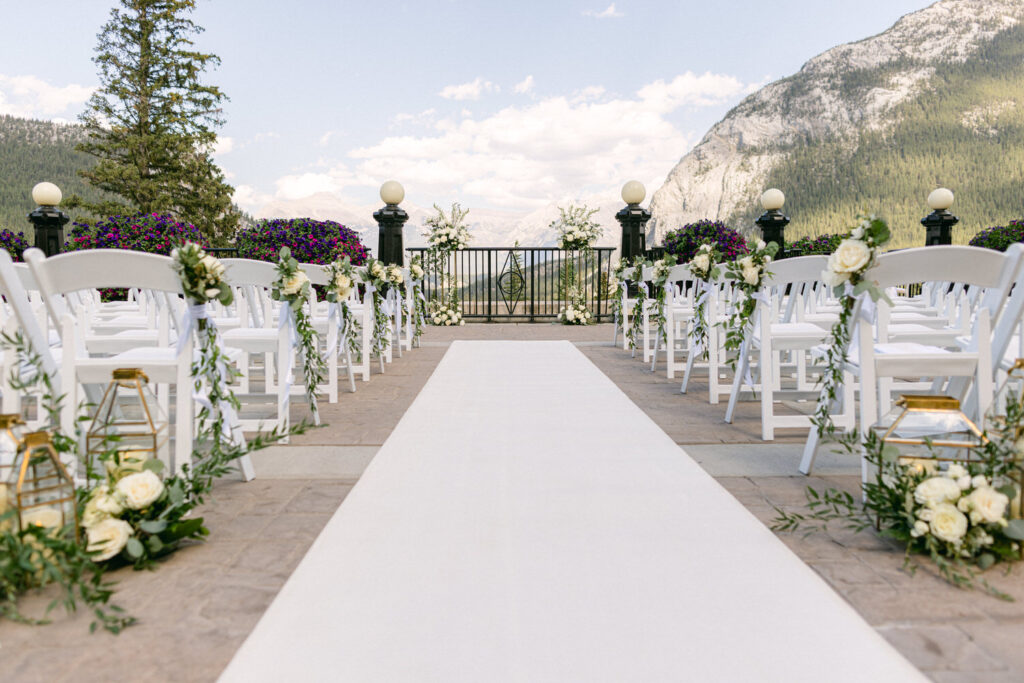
8, 431, 77, 535
870, 395, 987, 470
86, 368, 168, 475
0, 414, 27, 531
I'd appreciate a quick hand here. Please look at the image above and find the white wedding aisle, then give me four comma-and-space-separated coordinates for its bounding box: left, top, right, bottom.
219, 341, 923, 682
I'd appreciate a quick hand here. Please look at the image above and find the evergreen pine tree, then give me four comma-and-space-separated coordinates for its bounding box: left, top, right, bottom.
71, 0, 236, 242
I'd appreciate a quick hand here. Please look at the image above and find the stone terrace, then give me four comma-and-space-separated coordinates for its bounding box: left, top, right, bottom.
2, 323, 1022, 683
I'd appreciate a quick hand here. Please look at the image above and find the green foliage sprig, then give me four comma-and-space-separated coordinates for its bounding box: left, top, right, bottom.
649, 253, 679, 344
324, 256, 362, 359
689, 243, 722, 361
626, 256, 649, 351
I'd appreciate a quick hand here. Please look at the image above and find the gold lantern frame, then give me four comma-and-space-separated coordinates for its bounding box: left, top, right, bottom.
874, 395, 988, 465
0, 414, 26, 530
86, 368, 169, 473
9, 431, 78, 537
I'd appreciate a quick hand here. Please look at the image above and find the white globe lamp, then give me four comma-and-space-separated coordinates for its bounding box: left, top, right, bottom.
621, 180, 645, 205
927, 187, 954, 211
760, 188, 785, 211
32, 182, 62, 207
380, 180, 405, 206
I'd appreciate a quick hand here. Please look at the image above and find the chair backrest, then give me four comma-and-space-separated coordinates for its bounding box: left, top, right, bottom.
0, 250, 60, 381
873, 246, 1019, 291
762, 255, 829, 287
220, 258, 279, 287
25, 248, 184, 333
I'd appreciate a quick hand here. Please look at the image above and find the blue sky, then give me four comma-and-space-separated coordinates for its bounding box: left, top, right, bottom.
0, 0, 930, 213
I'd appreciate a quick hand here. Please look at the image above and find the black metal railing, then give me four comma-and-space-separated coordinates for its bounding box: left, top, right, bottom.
407, 247, 616, 321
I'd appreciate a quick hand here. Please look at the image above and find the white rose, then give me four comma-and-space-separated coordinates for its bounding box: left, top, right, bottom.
116, 470, 165, 510
929, 503, 968, 544
738, 256, 754, 269
459, 319, 465, 326
742, 266, 759, 286
91, 484, 125, 516
830, 239, 871, 273
86, 518, 133, 562
956, 475, 972, 490
334, 273, 352, 298
821, 268, 850, 289
411, 264, 424, 279
946, 464, 967, 479
910, 520, 929, 537
20, 506, 63, 530
81, 498, 109, 529
282, 271, 309, 296
916, 507, 934, 522
371, 262, 384, 276
972, 474, 989, 488
756, 239, 766, 250
693, 254, 710, 272
914, 476, 962, 507
699, 244, 711, 253
205, 287, 221, 299
566, 309, 576, 321
965, 487, 1009, 525
852, 226, 865, 239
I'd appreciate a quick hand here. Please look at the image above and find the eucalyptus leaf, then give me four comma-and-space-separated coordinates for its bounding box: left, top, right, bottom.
139, 520, 167, 534
125, 538, 144, 559
142, 458, 165, 473
978, 553, 996, 570
1004, 519, 1024, 541
997, 484, 1017, 501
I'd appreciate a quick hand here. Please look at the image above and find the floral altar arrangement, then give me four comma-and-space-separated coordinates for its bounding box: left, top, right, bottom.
271, 247, 327, 423
424, 203, 470, 320
324, 256, 362, 359
236, 218, 368, 265
557, 283, 592, 325
424, 202, 471, 252
812, 215, 891, 437
719, 239, 779, 368
551, 205, 602, 251
608, 258, 628, 328
689, 243, 722, 360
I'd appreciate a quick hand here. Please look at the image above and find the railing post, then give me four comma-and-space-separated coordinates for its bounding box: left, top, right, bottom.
755, 188, 790, 258
921, 188, 958, 246
373, 181, 408, 265
27, 182, 69, 257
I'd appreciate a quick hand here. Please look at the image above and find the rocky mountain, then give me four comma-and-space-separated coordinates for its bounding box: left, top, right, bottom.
648, 0, 1024, 248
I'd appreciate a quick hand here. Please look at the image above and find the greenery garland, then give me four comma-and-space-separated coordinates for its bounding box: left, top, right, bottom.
649, 253, 678, 345
720, 239, 779, 370
688, 243, 722, 361
626, 256, 649, 351
810, 216, 891, 438
271, 247, 327, 422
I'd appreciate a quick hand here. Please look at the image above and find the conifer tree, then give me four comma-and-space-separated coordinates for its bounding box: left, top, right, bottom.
72, 0, 236, 242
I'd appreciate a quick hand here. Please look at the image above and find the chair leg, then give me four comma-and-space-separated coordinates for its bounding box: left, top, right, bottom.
681, 348, 696, 394
761, 343, 774, 441
174, 359, 192, 476
724, 351, 747, 424
277, 337, 290, 444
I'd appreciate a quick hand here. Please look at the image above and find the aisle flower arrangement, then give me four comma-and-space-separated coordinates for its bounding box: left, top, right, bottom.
774, 430, 1024, 598
551, 205, 602, 250
720, 239, 779, 367
648, 254, 678, 342
271, 247, 326, 422
608, 259, 628, 325
812, 215, 891, 437
626, 256, 649, 351
689, 243, 722, 360
324, 256, 361, 358
409, 255, 428, 342
431, 302, 464, 326
236, 218, 368, 265
362, 258, 394, 353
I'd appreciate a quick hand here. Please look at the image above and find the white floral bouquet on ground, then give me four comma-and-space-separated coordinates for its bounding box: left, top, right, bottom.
558, 283, 593, 325
81, 456, 204, 569
774, 430, 1024, 598
812, 215, 892, 437
272, 247, 326, 421
552, 205, 602, 250
425, 202, 471, 251
720, 239, 779, 367
689, 243, 722, 360
431, 301, 464, 326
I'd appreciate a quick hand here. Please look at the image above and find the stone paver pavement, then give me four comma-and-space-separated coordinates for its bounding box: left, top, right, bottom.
3, 323, 1022, 682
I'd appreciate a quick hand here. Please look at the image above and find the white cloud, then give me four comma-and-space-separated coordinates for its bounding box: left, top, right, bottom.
213, 136, 234, 155
514, 75, 534, 94
0, 74, 94, 119
583, 3, 623, 19
319, 131, 336, 146
439, 77, 498, 101
637, 72, 749, 111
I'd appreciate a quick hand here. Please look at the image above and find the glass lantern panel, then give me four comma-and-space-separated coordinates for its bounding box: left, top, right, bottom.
88, 373, 169, 462
871, 398, 984, 463
11, 450, 75, 531
988, 359, 1024, 434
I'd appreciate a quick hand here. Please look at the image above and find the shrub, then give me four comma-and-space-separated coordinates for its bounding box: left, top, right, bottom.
0, 228, 30, 261
786, 233, 844, 257
64, 213, 207, 255
236, 218, 368, 265
969, 220, 1024, 252
661, 220, 748, 262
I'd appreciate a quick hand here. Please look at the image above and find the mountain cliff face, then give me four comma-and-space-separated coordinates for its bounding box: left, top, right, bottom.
648, 0, 1024, 247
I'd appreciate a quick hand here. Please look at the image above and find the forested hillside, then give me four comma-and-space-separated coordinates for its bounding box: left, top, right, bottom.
745, 22, 1024, 247
0, 115, 111, 233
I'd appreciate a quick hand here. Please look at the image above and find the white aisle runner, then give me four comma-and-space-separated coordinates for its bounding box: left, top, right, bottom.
220, 341, 923, 682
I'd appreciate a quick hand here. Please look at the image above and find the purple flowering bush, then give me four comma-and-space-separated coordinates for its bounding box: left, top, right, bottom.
969, 221, 1024, 252
0, 229, 30, 261
64, 213, 207, 255
787, 233, 843, 257
662, 220, 748, 262
236, 218, 368, 265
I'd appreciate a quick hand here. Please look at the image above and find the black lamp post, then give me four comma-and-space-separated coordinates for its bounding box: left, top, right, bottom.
755, 188, 790, 258
27, 182, 69, 257
921, 188, 958, 246
373, 180, 408, 266
616, 180, 649, 263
